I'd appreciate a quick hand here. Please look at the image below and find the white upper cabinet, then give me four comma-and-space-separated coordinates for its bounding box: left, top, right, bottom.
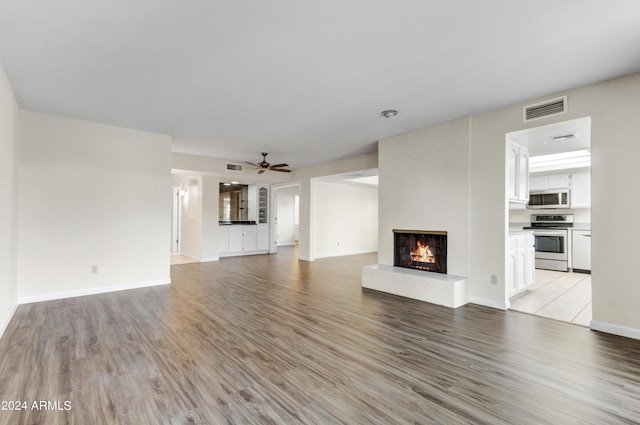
570, 171, 591, 208
529, 173, 570, 191
508, 141, 529, 203
528, 170, 590, 208
548, 174, 571, 189
529, 175, 547, 191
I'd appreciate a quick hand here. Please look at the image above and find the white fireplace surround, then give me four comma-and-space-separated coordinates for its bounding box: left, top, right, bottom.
361, 264, 468, 308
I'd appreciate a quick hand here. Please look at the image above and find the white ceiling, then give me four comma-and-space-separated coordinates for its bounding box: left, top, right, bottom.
2, 1, 640, 169
508, 117, 591, 157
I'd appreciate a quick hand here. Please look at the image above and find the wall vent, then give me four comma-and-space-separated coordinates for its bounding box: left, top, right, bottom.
523, 95, 568, 122
226, 162, 243, 172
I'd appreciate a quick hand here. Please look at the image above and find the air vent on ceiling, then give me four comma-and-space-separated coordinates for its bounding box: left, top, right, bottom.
523, 95, 568, 122
226, 162, 243, 172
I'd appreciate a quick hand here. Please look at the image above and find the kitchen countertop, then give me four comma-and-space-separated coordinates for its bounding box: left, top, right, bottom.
509, 229, 533, 236
509, 223, 591, 232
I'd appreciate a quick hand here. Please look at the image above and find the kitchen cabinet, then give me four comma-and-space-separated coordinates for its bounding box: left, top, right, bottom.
508, 232, 535, 297
218, 226, 230, 253
548, 174, 570, 189
258, 186, 269, 224
219, 225, 268, 257
528, 170, 590, 208
219, 184, 270, 257
257, 224, 270, 250
529, 175, 547, 191
228, 229, 244, 252
508, 142, 529, 203
529, 173, 570, 191
570, 171, 591, 208
572, 230, 591, 272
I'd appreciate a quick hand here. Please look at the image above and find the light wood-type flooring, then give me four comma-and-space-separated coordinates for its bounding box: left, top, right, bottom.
1, 247, 640, 424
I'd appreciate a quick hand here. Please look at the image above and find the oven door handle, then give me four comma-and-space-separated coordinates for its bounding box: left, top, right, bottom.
534, 231, 567, 237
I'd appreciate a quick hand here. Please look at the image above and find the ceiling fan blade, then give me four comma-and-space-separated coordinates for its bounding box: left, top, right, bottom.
270, 168, 292, 172
258, 169, 266, 174
268, 163, 289, 168
245, 162, 260, 168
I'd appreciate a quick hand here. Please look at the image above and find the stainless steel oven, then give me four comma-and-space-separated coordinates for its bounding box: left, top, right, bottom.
526, 214, 573, 272
533, 229, 568, 271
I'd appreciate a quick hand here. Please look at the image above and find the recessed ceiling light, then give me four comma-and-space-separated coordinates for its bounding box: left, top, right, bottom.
231, 181, 239, 184
223, 183, 231, 186
381, 110, 398, 118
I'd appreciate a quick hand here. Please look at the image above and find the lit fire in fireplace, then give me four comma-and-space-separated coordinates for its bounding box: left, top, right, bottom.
411, 240, 436, 263
394, 230, 447, 274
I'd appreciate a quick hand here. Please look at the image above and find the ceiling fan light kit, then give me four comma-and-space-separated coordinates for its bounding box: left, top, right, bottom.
245, 153, 292, 174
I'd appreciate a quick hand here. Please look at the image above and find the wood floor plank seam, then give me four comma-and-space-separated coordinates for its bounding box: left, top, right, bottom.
1, 248, 640, 424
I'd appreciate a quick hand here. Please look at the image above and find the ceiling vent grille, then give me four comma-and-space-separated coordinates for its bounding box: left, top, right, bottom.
226, 162, 243, 172
523, 95, 568, 122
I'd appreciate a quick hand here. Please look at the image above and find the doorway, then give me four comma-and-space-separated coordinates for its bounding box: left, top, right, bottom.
507, 117, 592, 326
271, 183, 301, 254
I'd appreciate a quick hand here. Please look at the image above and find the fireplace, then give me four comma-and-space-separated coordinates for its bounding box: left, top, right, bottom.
393, 230, 447, 274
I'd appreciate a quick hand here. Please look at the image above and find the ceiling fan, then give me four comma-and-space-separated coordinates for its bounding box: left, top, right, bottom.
246, 152, 292, 174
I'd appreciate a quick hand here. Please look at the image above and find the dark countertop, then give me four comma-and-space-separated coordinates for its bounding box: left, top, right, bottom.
219, 220, 257, 225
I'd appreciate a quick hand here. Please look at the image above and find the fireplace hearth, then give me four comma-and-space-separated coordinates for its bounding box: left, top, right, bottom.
394, 230, 447, 274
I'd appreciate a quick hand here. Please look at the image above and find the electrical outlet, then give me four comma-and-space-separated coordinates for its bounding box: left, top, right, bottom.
337, 241, 340, 247
490, 274, 498, 285
91, 265, 99, 274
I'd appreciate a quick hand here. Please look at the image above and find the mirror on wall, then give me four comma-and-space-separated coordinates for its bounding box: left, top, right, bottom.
219, 183, 249, 221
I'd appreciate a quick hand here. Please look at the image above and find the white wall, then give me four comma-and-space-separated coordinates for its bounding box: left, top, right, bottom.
378, 71, 640, 338
0, 61, 19, 336
200, 175, 220, 261
378, 117, 471, 278
312, 181, 378, 258
469, 72, 640, 329
18, 111, 172, 300
293, 152, 378, 261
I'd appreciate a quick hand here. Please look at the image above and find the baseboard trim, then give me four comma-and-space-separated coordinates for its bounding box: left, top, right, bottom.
176, 253, 219, 262
469, 296, 509, 311
180, 252, 200, 261
590, 320, 640, 340
17, 279, 171, 305
0, 303, 18, 340
298, 256, 314, 262
200, 257, 219, 262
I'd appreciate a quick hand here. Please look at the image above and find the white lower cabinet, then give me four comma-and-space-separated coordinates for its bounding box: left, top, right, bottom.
257, 225, 270, 251
508, 232, 535, 297
572, 230, 591, 272
219, 225, 269, 257
228, 230, 244, 252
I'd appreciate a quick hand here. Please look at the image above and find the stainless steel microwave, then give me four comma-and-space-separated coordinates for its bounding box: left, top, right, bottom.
528, 189, 570, 209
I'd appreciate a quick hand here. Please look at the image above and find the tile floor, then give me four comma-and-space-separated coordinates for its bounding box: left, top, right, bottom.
510, 269, 592, 327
